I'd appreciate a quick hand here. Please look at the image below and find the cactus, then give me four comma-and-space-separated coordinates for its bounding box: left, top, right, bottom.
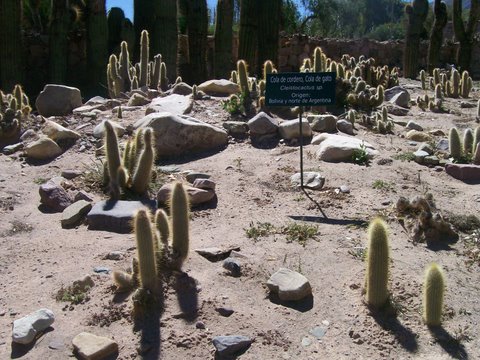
113, 270, 134, 292
214, 0, 234, 79
446, 69, 460, 98
0, 1, 24, 89
420, 70, 427, 90
237, 60, 250, 97
449, 127, 462, 160
463, 128, 474, 155
133, 0, 155, 61
150, 54, 162, 90
365, 218, 390, 308
107, 7, 125, 54
257, 0, 281, 75
49, 0, 71, 84
423, 263, 445, 326
134, 209, 158, 292
104, 120, 122, 199
460, 70, 473, 98
159, 62, 168, 91
170, 182, 190, 268
238, 0, 258, 75
473, 126, 480, 155
263, 60, 274, 81
428, 0, 448, 73
0, 85, 31, 145
132, 128, 155, 195
313, 47, 325, 73
403, 0, 429, 79
452, 0, 480, 72
155, 209, 170, 245
139, 30, 149, 88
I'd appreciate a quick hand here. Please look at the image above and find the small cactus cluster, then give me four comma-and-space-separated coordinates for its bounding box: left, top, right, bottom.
107, 30, 169, 98
428, 68, 473, 99
359, 106, 393, 133
113, 182, 191, 294
448, 126, 480, 164
103, 120, 155, 199
416, 84, 444, 112
0, 85, 31, 143
339, 54, 399, 89
364, 217, 447, 326
347, 79, 385, 110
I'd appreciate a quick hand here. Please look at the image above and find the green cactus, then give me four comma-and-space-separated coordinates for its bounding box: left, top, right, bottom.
460, 70, 473, 98
403, 0, 429, 79
237, 60, 250, 97
449, 127, 462, 160
139, 30, 150, 88
423, 263, 445, 326
238, 0, 258, 75
428, 0, 448, 73
463, 128, 474, 155
117, 40, 132, 92
159, 62, 168, 91
134, 209, 158, 292
263, 60, 274, 82
214, 0, 234, 79
420, 70, 427, 90
151, 54, 162, 90
452, 0, 480, 72
170, 182, 190, 269
365, 218, 390, 308
113, 270, 134, 292
107, 7, 125, 54
132, 128, 155, 195
49, 0, 71, 84
313, 47, 325, 73
104, 120, 122, 199
257, 0, 281, 75
446, 69, 460, 98
155, 209, 170, 245
473, 126, 480, 154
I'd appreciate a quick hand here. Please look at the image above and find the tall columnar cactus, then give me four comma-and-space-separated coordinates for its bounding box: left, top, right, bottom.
237, 60, 250, 98
104, 120, 122, 199
49, 0, 71, 84
152, 0, 178, 82
313, 47, 325, 73
449, 127, 462, 160
131, 128, 155, 195
365, 218, 390, 308
86, 0, 108, 97
427, 0, 448, 73
238, 0, 258, 75
256, 0, 281, 76
184, 0, 208, 85
0, 1, 24, 89
420, 70, 427, 90
134, 209, 158, 292
423, 263, 445, 326
139, 30, 149, 88
118, 41, 132, 92
452, 0, 480, 72
403, 0, 429, 79
133, 0, 155, 61
463, 128, 474, 155
446, 69, 461, 98
107, 7, 125, 54
170, 182, 190, 268
460, 70, 473, 98
214, 0, 234, 79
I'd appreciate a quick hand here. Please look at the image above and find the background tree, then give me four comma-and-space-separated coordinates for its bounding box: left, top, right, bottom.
152, 0, 178, 81
214, 0, 234, 79
403, 0, 429, 79
257, 0, 281, 74
453, 0, 480, 72
238, 0, 257, 73
428, 0, 448, 73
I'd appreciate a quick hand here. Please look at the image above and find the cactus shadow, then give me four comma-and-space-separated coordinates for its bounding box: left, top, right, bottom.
370, 311, 418, 353
268, 293, 314, 313
133, 292, 164, 360
173, 272, 199, 322
429, 326, 469, 360
250, 135, 280, 150
11, 327, 54, 358
288, 215, 368, 227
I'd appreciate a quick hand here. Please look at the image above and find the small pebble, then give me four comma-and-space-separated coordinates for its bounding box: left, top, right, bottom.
195, 321, 206, 329
223, 258, 241, 277
339, 185, 350, 194
215, 307, 234, 317
93, 266, 110, 274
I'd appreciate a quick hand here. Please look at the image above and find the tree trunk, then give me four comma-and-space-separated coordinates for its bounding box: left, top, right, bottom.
214, 0, 233, 79
257, 0, 281, 75
49, 0, 70, 84
238, 0, 257, 75
427, 0, 448, 73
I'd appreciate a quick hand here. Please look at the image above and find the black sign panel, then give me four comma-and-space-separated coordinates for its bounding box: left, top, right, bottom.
265, 72, 336, 107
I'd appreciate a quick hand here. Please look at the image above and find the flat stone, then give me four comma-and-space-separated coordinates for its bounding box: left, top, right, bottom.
186, 172, 211, 183
424, 156, 440, 165
2, 142, 24, 155
145, 94, 193, 115
35, 84, 82, 117
247, 112, 279, 135
267, 268, 312, 301
312, 133, 378, 162
93, 267, 110, 274
194, 246, 240, 261
389, 92, 410, 108
385, 86, 410, 102
61, 200, 92, 228
406, 130, 432, 142
339, 185, 350, 193
171, 82, 193, 96
43, 120, 81, 141
418, 143, 434, 155
223, 257, 241, 276
212, 335, 252, 357
215, 307, 235, 317
61, 170, 83, 179
87, 200, 157, 233
74, 190, 94, 202
192, 178, 216, 190
223, 121, 249, 136
445, 163, 480, 182
406, 121, 423, 131
93, 120, 125, 139
72, 332, 118, 360
336, 119, 354, 135
429, 129, 446, 136
437, 139, 449, 151
127, 93, 150, 106
290, 172, 325, 190
198, 79, 239, 95
157, 183, 215, 206
414, 150, 429, 164
39, 180, 73, 212
309, 326, 327, 339
307, 114, 337, 133
12, 308, 55, 345
85, 96, 121, 107
279, 119, 312, 140
460, 101, 476, 108
385, 104, 409, 116
24, 137, 62, 160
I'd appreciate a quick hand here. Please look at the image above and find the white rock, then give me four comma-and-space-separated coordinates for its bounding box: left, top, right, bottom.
157, 183, 215, 205
12, 308, 55, 344
279, 119, 312, 140
307, 114, 337, 133
145, 94, 193, 115
198, 79, 240, 95
336, 119, 354, 135
35, 84, 82, 117
290, 172, 325, 190
93, 120, 125, 139
43, 120, 81, 141
24, 137, 63, 160
72, 332, 118, 360
247, 112, 278, 135
313, 133, 378, 162
267, 268, 312, 301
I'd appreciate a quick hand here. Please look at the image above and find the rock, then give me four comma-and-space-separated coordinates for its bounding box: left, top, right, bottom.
460, 101, 476, 108
93, 120, 125, 139
418, 143, 434, 155
134, 112, 228, 157
307, 114, 337, 133
93, 266, 110, 274
247, 112, 279, 135
279, 119, 312, 140
445, 164, 480, 182
61, 200, 93, 228
186, 172, 210, 183
389, 92, 410, 108
215, 306, 235, 317
196, 321, 206, 329
39, 180, 73, 212
385, 86, 410, 102
171, 82, 193, 96
424, 156, 440, 165
437, 139, 449, 151
2, 142, 23, 155
336, 119, 354, 135
312, 133, 378, 162
72, 332, 118, 360
127, 93, 150, 106
290, 172, 325, 190
104, 251, 123, 260
429, 129, 446, 136
212, 335, 252, 357
267, 268, 312, 301
309, 326, 327, 339
74, 190, 94, 202
72, 275, 95, 292
12, 309, 55, 345
157, 183, 215, 206
62, 170, 83, 179
192, 178, 216, 190
145, 94, 193, 115
20, 129, 38, 142
85, 96, 120, 108
194, 246, 240, 261
406, 121, 423, 131
223, 121, 249, 137
87, 200, 157, 233
385, 104, 409, 116
406, 130, 432, 142
339, 185, 350, 193
223, 257, 241, 276
24, 137, 63, 160
36, 84, 82, 117
198, 79, 239, 95
43, 120, 81, 142
73, 104, 105, 114
414, 150, 429, 164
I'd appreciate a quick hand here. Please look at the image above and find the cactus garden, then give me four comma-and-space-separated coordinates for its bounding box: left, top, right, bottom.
1, 1, 480, 359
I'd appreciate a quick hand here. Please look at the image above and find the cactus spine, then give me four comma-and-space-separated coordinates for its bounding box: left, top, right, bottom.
452, 0, 480, 72
170, 182, 190, 268
134, 209, 158, 292
423, 263, 445, 326
460, 71, 473, 98
449, 127, 462, 160
366, 218, 390, 308
237, 60, 250, 97
403, 0, 429, 79
427, 0, 448, 73
214, 0, 234, 79
0, 1, 24, 89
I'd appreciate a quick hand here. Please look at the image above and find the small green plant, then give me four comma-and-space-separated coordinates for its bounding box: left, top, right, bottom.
392, 152, 416, 162
234, 157, 243, 171
352, 142, 370, 166
33, 177, 48, 185
372, 180, 395, 191
245, 221, 275, 241
222, 92, 246, 115
56, 285, 91, 304
281, 223, 318, 246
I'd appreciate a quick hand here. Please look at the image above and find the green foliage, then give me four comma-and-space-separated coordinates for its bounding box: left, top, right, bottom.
170, 182, 190, 268
352, 142, 370, 166
56, 284, 91, 304
245, 221, 275, 241
245, 221, 318, 246
392, 152, 416, 162
222, 93, 246, 115
366, 22, 404, 41
372, 180, 395, 191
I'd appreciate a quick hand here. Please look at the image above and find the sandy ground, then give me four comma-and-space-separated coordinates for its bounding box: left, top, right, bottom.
0, 77, 479, 360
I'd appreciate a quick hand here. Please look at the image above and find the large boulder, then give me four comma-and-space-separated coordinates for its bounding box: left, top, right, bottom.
93, 120, 125, 139
145, 94, 193, 115
134, 112, 228, 157
313, 133, 378, 162
307, 114, 337, 133
42, 120, 81, 141
24, 137, 63, 160
247, 112, 279, 136
198, 79, 239, 95
35, 84, 82, 117
278, 119, 312, 140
